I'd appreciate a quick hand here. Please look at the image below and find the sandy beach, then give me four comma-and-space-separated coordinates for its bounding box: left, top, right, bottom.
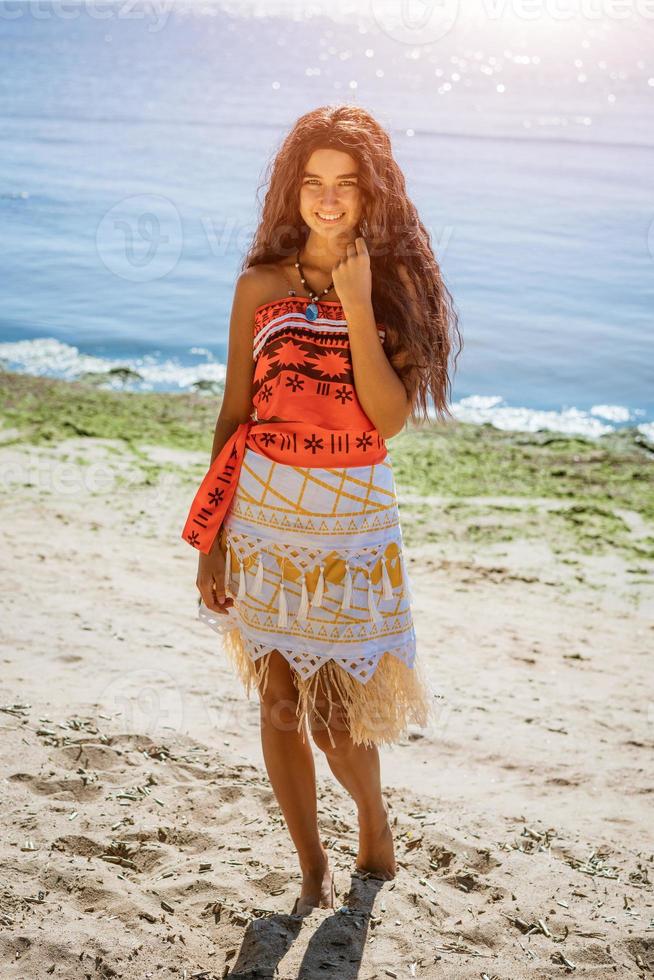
1, 372, 653, 979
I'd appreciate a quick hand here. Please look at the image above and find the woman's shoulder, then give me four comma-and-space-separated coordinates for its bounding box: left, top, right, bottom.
235, 261, 292, 311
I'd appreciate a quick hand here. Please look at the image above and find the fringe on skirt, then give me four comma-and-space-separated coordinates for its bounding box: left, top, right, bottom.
218, 622, 436, 750
200, 446, 438, 749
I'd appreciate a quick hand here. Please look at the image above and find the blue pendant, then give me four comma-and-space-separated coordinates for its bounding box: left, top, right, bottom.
304, 302, 319, 322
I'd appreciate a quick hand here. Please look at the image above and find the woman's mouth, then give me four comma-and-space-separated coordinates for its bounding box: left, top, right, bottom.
315, 211, 345, 224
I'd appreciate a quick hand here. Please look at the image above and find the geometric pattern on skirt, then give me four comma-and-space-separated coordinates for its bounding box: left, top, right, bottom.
198, 445, 434, 747
200, 446, 416, 673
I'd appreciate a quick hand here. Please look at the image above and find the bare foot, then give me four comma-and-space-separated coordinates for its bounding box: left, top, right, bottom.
292, 854, 335, 915
356, 799, 396, 880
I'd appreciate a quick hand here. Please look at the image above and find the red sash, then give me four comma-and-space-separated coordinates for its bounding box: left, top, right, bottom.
181, 419, 388, 554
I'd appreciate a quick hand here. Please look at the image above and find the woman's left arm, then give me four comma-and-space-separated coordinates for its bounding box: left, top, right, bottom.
335, 238, 417, 439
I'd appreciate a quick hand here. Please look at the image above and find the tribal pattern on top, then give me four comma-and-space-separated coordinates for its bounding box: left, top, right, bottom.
251, 298, 386, 429
180, 297, 388, 555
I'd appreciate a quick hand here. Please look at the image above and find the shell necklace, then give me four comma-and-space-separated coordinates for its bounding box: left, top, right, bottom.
294, 249, 334, 322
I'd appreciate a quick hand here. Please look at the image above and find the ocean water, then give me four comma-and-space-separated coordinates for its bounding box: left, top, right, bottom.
1, 0, 653, 440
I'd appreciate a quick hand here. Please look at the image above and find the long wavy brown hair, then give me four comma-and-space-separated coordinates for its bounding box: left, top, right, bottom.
240, 103, 462, 425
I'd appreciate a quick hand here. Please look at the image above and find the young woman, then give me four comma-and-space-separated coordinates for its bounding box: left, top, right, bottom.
181, 104, 461, 916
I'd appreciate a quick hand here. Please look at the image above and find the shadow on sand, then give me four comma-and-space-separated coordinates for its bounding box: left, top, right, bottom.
226, 871, 387, 979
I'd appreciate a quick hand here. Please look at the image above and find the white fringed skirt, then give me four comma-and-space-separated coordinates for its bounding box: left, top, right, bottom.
198, 445, 435, 748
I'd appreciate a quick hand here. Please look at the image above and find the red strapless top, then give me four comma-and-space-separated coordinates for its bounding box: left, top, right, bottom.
251, 296, 385, 426
182, 296, 388, 554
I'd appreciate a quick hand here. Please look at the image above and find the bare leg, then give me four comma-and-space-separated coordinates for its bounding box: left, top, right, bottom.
309, 690, 396, 880
257, 650, 333, 907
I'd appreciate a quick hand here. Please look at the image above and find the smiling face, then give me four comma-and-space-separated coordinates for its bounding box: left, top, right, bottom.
299, 147, 364, 244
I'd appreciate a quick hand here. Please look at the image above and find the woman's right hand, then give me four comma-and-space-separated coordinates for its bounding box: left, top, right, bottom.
196, 538, 234, 614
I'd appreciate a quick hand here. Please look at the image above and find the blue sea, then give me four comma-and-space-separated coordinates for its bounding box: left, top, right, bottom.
1, 0, 653, 440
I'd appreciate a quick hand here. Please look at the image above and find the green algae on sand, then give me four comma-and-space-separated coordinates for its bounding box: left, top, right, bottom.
1, 370, 652, 557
